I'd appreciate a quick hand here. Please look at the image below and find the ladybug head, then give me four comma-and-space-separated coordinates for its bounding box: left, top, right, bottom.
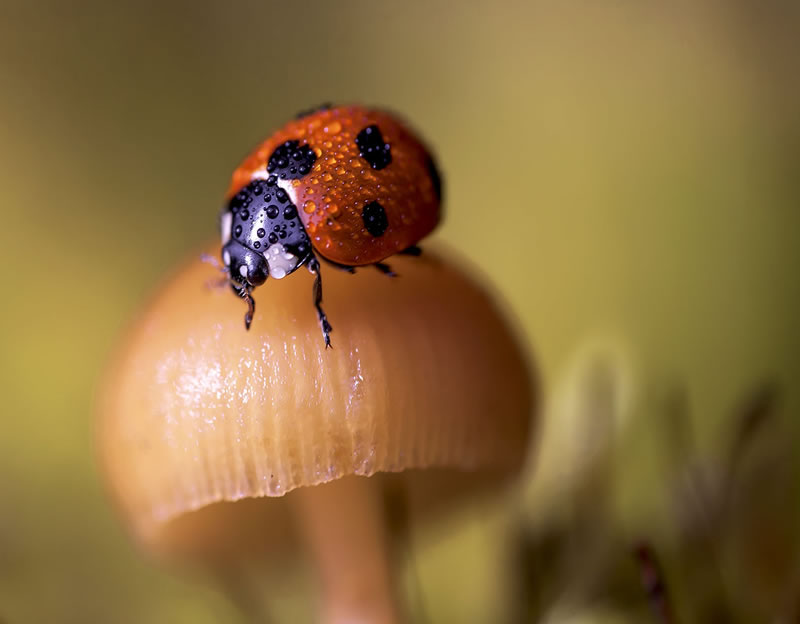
222, 240, 268, 289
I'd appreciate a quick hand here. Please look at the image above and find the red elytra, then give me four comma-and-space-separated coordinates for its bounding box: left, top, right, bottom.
227, 105, 442, 266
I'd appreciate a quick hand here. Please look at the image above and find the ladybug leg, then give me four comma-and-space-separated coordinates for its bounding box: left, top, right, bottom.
241, 287, 256, 330
319, 256, 356, 274
243, 290, 255, 330
372, 245, 423, 276
373, 262, 397, 278
398, 245, 422, 256
231, 281, 256, 330
308, 257, 333, 348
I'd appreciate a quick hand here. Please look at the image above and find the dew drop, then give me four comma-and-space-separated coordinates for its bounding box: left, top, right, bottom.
303, 200, 317, 214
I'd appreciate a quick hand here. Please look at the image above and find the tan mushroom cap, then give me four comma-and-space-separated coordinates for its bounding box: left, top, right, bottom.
97, 243, 534, 558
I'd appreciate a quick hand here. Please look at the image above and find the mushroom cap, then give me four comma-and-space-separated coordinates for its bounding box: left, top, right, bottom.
97, 244, 534, 557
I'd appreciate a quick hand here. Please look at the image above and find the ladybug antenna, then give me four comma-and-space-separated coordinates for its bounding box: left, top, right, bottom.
200, 253, 228, 273
201, 252, 231, 290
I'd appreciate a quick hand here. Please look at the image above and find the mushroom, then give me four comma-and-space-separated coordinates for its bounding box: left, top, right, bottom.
97, 244, 534, 623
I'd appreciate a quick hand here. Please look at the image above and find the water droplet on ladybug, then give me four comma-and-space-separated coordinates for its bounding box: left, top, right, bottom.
303, 200, 317, 214
257, 228, 266, 238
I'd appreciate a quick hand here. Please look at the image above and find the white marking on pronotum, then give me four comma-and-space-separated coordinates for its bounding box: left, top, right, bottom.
239, 265, 248, 278
220, 211, 233, 245
222, 250, 231, 266
265, 243, 299, 279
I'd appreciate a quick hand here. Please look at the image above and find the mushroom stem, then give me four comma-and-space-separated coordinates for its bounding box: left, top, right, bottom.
291, 476, 403, 624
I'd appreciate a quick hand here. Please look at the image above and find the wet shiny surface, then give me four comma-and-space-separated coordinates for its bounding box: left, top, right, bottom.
228, 106, 441, 265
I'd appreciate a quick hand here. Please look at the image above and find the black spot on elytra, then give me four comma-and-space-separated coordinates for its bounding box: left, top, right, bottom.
362, 201, 388, 237
356, 125, 391, 170
267, 140, 317, 180
426, 154, 443, 202
295, 103, 333, 119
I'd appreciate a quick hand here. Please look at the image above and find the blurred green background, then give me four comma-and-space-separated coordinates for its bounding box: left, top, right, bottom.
1, 1, 798, 622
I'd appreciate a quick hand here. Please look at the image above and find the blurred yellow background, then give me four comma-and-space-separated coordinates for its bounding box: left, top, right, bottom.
1, 1, 798, 622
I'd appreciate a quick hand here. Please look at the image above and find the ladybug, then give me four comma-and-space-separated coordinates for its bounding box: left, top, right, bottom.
218, 104, 443, 347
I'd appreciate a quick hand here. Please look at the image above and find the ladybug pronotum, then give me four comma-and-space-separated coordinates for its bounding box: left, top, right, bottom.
219, 104, 443, 347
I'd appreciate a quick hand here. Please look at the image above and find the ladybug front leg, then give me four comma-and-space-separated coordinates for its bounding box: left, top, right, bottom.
229, 281, 256, 330
308, 257, 333, 348
239, 286, 256, 330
